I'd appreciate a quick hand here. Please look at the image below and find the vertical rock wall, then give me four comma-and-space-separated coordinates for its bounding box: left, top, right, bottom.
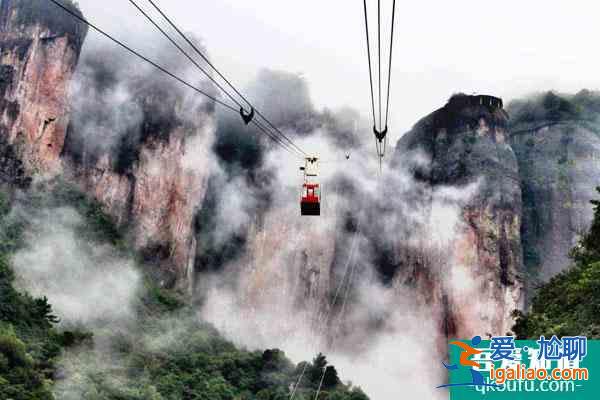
0, 0, 214, 289
395, 95, 525, 338
63, 68, 216, 289
510, 113, 600, 282
0, 0, 86, 175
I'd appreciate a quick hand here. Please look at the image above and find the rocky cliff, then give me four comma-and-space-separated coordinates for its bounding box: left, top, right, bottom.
394, 94, 525, 338
509, 91, 600, 283
0, 0, 214, 289
61, 42, 216, 290
0, 0, 86, 175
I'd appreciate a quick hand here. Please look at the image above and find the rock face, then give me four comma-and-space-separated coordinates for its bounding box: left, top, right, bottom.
508, 91, 600, 282
395, 94, 525, 338
0, 0, 214, 289
0, 0, 86, 175
62, 51, 216, 289
224, 204, 338, 339
65, 126, 213, 289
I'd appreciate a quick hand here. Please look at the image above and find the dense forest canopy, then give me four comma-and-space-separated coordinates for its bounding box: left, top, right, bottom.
508, 90, 600, 127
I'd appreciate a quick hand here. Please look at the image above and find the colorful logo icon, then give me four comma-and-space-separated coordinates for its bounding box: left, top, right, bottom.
436, 335, 501, 389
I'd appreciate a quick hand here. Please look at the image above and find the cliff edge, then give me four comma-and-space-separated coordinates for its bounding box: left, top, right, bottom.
395, 94, 524, 338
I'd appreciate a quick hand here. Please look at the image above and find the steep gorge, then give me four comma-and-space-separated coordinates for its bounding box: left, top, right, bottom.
2, 3, 600, 398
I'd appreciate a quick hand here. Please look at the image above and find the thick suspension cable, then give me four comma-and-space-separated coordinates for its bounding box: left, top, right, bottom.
127, 0, 243, 110
362, 0, 377, 129
48, 0, 303, 158
364, 0, 396, 162
314, 366, 328, 400
377, 0, 382, 130
146, 0, 250, 107
47, 0, 236, 112
127, 0, 303, 158
384, 0, 396, 127
252, 119, 304, 158
144, 0, 308, 157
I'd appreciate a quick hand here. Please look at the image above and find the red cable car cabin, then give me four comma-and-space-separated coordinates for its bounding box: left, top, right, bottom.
301, 183, 320, 216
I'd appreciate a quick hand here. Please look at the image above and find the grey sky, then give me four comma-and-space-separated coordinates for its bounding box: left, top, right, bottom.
76, 0, 600, 142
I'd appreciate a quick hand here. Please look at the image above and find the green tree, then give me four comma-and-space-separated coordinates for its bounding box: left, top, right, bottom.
513, 187, 600, 338
322, 365, 341, 390
573, 187, 600, 263
308, 353, 328, 386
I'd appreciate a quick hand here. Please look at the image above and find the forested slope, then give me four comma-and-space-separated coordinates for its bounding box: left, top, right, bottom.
513, 187, 600, 338
0, 183, 368, 400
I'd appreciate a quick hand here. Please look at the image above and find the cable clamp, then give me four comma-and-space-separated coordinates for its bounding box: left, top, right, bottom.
240, 107, 255, 125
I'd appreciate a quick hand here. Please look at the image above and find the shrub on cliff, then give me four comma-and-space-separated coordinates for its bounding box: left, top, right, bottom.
49, 180, 126, 249
572, 187, 600, 264
508, 91, 581, 126
508, 90, 600, 127
513, 187, 600, 338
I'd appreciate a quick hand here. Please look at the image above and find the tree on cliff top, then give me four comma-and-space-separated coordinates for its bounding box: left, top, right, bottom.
513, 187, 600, 338
508, 90, 600, 127
575, 187, 600, 263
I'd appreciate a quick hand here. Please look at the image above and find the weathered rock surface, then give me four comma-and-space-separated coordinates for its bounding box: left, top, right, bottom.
395, 94, 525, 338
509, 91, 600, 282
0, 0, 86, 175
62, 53, 216, 289
0, 0, 214, 289
66, 127, 212, 289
